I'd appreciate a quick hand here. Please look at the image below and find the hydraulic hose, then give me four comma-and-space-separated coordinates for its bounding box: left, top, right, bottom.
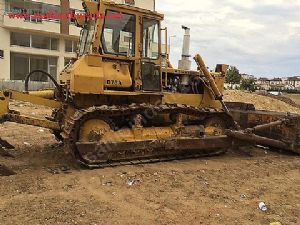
24, 70, 62, 97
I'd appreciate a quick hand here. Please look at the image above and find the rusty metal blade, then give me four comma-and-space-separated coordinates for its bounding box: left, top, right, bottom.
226, 130, 300, 154
75, 136, 233, 167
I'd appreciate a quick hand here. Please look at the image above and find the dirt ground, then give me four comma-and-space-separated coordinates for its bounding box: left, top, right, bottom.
0, 92, 299, 225
283, 94, 300, 105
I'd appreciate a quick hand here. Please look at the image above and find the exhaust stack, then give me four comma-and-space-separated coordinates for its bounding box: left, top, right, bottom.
178, 26, 191, 70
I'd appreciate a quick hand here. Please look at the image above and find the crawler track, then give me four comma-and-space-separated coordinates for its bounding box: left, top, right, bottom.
63, 104, 235, 168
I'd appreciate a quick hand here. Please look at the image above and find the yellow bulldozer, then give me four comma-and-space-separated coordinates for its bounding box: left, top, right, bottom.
0, 0, 299, 171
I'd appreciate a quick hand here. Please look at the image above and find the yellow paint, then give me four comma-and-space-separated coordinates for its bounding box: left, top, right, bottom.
103, 61, 132, 88
10, 91, 61, 109
78, 118, 175, 144
69, 55, 104, 94
0, 91, 9, 117
163, 93, 203, 107
28, 90, 55, 99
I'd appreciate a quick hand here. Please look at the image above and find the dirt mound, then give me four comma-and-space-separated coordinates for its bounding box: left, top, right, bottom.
257, 91, 300, 109
224, 90, 300, 114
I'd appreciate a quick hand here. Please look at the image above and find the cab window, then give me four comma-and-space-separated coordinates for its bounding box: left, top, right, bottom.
102, 10, 136, 57
142, 18, 159, 59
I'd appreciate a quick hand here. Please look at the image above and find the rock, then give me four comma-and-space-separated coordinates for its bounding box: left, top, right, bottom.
127, 178, 141, 186
240, 194, 247, 200
0, 164, 16, 176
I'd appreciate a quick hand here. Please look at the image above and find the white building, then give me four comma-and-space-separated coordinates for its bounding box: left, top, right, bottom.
241, 73, 255, 80
0, 0, 84, 82
287, 76, 300, 89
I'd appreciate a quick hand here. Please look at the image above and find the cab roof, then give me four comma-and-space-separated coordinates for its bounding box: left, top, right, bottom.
103, 0, 164, 20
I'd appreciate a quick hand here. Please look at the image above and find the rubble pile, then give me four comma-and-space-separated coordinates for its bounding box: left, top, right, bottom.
224, 90, 300, 114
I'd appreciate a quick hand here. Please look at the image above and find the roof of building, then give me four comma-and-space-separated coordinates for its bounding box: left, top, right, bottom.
287, 76, 300, 81
258, 77, 270, 81
271, 78, 282, 82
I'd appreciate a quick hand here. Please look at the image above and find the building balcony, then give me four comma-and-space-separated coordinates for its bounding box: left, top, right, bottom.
3, 14, 60, 34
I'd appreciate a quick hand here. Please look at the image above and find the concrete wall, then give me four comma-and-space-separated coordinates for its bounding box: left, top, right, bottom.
0, 80, 54, 91
69, 24, 81, 37
34, 0, 60, 6
0, 27, 10, 80
135, 0, 155, 11
3, 15, 61, 34
0, 1, 9, 80
70, 0, 83, 10
113, 0, 155, 11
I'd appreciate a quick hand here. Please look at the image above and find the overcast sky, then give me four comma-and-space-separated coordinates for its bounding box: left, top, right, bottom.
156, 0, 300, 77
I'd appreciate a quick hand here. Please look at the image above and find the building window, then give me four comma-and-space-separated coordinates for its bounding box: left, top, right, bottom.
65, 40, 78, 53
49, 57, 58, 79
0, 50, 3, 59
10, 32, 58, 51
10, 53, 29, 81
11, 32, 30, 47
10, 53, 57, 81
51, 38, 58, 50
30, 56, 49, 81
32, 35, 51, 49
43, 4, 61, 22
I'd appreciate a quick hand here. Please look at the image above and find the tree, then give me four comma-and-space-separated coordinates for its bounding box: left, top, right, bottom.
225, 66, 241, 84
240, 78, 256, 92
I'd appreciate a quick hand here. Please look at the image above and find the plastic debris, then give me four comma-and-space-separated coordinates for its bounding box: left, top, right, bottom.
23, 142, 31, 146
102, 181, 113, 186
127, 179, 135, 186
258, 202, 268, 212
127, 178, 141, 186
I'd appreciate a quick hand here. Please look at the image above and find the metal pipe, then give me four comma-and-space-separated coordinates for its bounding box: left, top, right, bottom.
194, 54, 223, 100
178, 26, 191, 70
165, 27, 168, 61
226, 130, 289, 150
6, 114, 60, 130
250, 119, 286, 133
28, 90, 55, 99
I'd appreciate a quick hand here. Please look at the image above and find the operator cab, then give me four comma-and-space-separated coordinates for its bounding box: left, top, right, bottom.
76, 0, 163, 93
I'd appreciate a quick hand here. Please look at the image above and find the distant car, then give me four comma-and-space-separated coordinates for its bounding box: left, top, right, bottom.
269, 91, 282, 96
